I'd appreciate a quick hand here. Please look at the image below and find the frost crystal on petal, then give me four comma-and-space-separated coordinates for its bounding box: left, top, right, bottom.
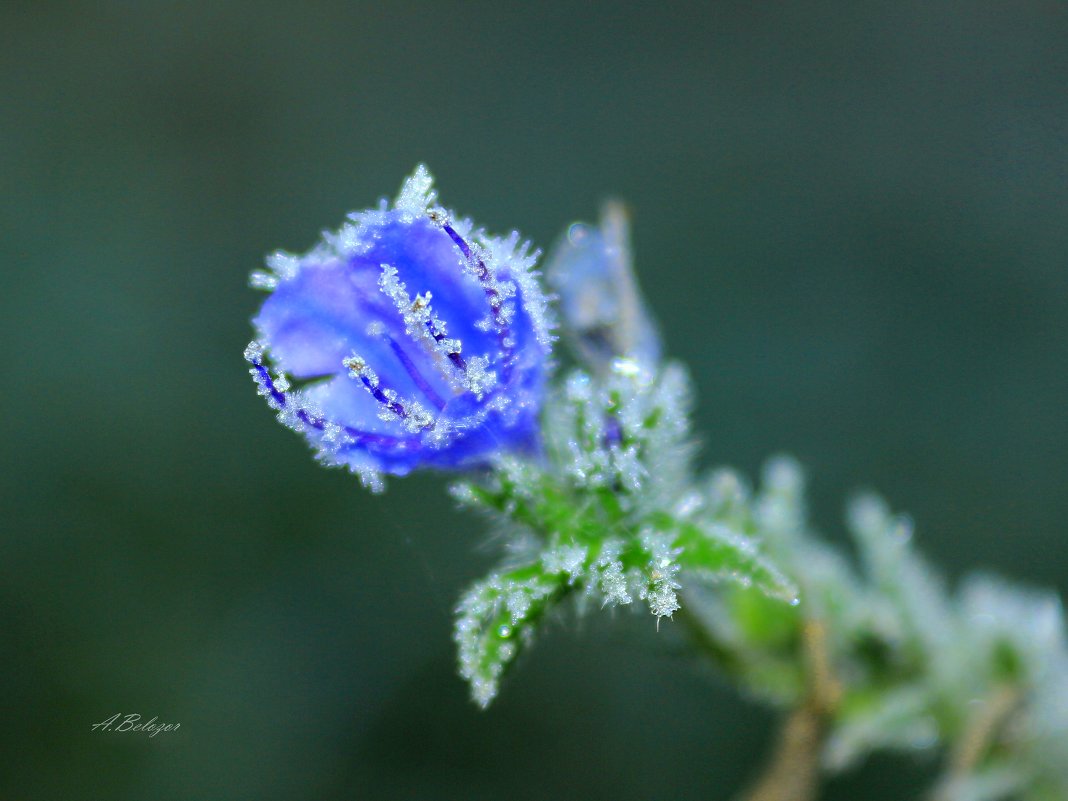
394, 163, 437, 218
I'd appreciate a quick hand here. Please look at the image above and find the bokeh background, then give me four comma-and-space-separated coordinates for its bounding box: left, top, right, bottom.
4, 2, 1067, 799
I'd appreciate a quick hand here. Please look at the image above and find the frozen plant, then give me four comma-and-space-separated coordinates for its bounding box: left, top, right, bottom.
244, 168, 1068, 801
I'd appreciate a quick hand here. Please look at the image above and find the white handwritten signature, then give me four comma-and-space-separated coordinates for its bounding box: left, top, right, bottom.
91, 714, 180, 736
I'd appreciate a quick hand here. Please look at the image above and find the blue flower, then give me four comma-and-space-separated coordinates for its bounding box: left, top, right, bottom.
244, 166, 554, 490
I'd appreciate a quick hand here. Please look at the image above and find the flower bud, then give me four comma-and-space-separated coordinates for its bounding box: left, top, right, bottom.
545, 200, 660, 372
245, 166, 553, 490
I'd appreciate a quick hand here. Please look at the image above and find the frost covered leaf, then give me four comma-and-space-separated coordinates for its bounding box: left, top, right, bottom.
454, 562, 568, 708
670, 518, 798, 603
846, 492, 967, 717
848, 494, 954, 650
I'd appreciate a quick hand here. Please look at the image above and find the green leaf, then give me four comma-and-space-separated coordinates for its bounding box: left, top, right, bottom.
669, 517, 798, 603
453, 561, 569, 708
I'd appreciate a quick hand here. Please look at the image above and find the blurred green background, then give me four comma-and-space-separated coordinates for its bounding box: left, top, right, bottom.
4, 2, 1066, 799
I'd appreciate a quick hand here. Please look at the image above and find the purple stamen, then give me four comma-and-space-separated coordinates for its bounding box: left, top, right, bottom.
442, 224, 472, 259
254, 362, 288, 408
251, 361, 410, 449
344, 353, 437, 431
354, 372, 408, 420
377, 262, 468, 383
440, 222, 516, 374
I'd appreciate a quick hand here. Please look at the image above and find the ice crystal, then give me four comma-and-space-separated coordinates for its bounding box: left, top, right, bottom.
541, 544, 588, 585
591, 540, 633, 607
638, 530, 683, 620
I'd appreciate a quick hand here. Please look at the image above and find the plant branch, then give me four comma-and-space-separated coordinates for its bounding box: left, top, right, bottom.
734, 620, 842, 801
